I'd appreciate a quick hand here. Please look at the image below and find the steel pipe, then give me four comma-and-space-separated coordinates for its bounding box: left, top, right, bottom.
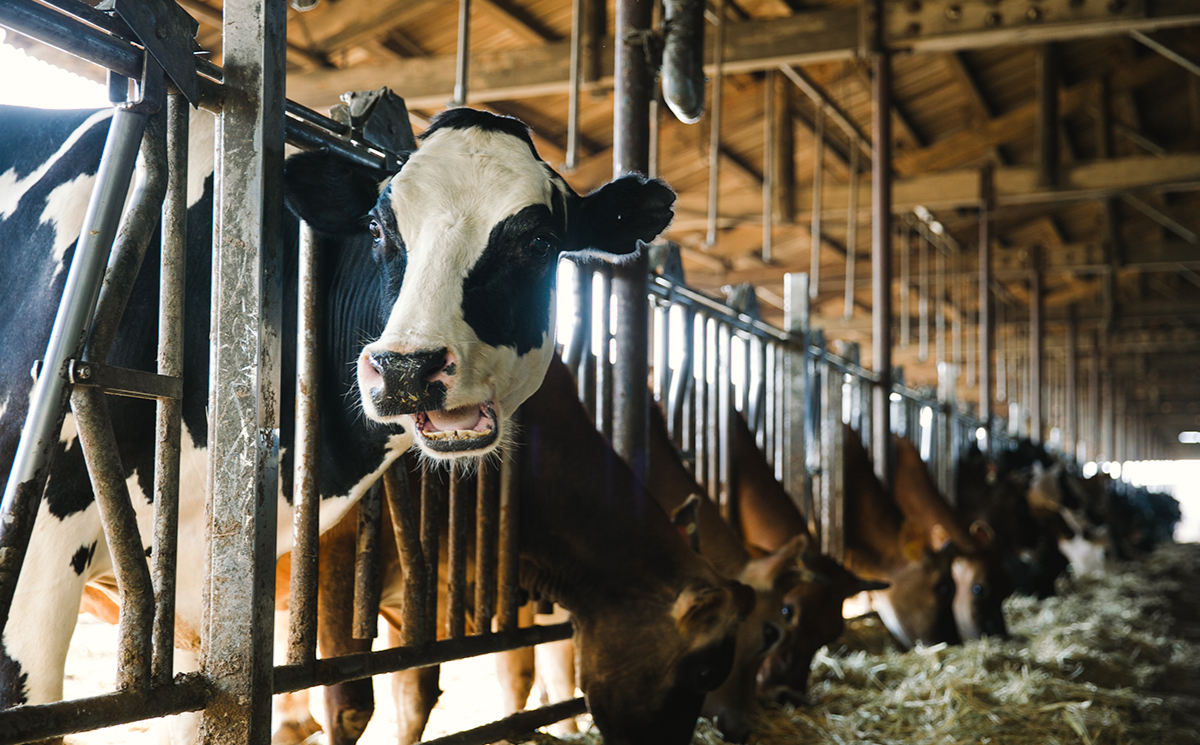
420, 465, 443, 642
473, 460, 498, 635
871, 47, 892, 485
353, 481, 383, 640
844, 143, 859, 321
384, 463, 428, 648
661, 0, 706, 123
566, 0, 584, 170
809, 107, 824, 299
978, 164, 993, 438
762, 71, 775, 263
447, 464, 469, 639
496, 434, 521, 633
704, 0, 725, 248
453, 0, 472, 106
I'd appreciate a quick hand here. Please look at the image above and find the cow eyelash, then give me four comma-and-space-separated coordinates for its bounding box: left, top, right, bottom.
529, 229, 557, 259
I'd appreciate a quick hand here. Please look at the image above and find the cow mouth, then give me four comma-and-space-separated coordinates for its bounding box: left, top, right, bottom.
411, 401, 499, 453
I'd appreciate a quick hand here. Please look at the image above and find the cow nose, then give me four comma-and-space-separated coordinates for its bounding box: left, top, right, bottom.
712, 712, 751, 744
364, 348, 451, 416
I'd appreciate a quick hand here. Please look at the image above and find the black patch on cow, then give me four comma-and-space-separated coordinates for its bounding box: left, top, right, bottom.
421, 108, 540, 161
283, 150, 386, 235
0, 106, 108, 179
70, 542, 97, 576
461, 204, 562, 355
565, 175, 676, 258
0, 645, 28, 708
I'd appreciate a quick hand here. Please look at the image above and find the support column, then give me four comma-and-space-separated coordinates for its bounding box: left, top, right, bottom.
978, 164, 993, 447
871, 48, 893, 486
1028, 255, 1043, 445
201, 0, 286, 741
611, 0, 653, 483
1064, 307, 1078, 460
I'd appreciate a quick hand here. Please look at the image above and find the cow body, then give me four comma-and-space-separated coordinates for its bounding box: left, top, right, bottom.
0, 105, 673, 737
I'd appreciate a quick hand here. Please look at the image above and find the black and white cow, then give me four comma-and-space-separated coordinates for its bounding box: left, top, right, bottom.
0, 104, 673, 737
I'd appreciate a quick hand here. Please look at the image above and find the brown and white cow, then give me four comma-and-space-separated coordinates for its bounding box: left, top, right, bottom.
891, 437, 1011, 640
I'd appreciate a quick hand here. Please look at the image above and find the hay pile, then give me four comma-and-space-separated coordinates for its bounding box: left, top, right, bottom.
518, 542, 1200, 745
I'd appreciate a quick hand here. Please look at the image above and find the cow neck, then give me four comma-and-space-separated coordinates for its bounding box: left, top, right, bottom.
515, 361, 696, 619
645, 401, 749, 579
842, 430, 908, 577
730, 411, 812, 554
892, 436, 977, 554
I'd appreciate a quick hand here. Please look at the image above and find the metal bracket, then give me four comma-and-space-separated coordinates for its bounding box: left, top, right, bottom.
330, 88, 417, 170
100, 0, 200, 106
724, 283, 762, 322
648, 241, 686, 284
31, 359, 184, 401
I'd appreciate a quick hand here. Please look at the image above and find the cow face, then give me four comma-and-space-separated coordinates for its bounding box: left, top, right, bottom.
575, 579, 753, 745
948, 522, 1011, 640
871, 534, 961, 651
757, 553, 886, 704
284, 109, 674, 460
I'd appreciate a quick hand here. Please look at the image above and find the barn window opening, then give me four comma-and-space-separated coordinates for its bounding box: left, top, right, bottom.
0, 32, 108, 109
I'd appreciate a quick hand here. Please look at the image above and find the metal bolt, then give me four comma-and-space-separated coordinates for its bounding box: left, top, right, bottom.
984, 11, 1002, 26
1026, 6, 1042, 20
76, 364, 91, 380
155, 25, 167, 40
907, 21, 923, 36
945, 4, 962, 20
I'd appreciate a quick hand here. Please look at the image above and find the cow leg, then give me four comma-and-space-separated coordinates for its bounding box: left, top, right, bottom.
534, 607, 578, 735
493, 603, 537, 714
388, 625, 441, 745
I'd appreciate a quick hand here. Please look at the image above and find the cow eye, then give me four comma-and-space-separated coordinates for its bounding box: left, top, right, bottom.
367, 219, 383, 242
972, 584, 988, 598
529, 231, 556, 259
781, 603, 796, 623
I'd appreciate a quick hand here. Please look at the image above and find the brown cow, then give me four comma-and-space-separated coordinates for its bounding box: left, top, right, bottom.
891, 437, 1011, 640
838, 429, 960, 650
279, 357, 755, 745
729, 413, 887, 703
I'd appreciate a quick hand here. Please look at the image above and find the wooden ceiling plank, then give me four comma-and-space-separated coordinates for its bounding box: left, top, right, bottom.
476, 0, 561, 45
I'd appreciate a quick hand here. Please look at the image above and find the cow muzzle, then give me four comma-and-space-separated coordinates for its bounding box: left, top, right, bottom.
357, 347, 500, 455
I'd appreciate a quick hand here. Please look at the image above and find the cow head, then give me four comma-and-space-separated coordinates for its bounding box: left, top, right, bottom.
575, 578, 754, 745
869, 520, 961, 651
756, 551, 887, 704
944, 521, 1011, 640
285, 109, 674, 459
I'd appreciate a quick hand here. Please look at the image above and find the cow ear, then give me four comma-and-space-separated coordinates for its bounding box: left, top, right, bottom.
564, 175, 675, 259
284, 150, 389, 235
969, 519, 995, 549
739, 534, 806, 591
669, 493, 703, 554
930, 523, 953, 553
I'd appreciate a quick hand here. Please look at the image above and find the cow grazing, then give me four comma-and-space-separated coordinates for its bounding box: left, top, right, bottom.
891, 437, 1011, 640
730, 413, 886, 703
279, 357, 755, 745
0, 105, 673, 737
840, 429, 960, 650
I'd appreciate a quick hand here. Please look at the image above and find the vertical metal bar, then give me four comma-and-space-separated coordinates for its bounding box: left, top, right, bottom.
718, 323, 735, 530
900, 222, 911, 349
201, 0, 286, 737
704, 0, 725, 248
420, 464, 442, 642
384, 463, 427, 648
996, 299, 1006, 405
805, 332, 824, 530
0, 107, 147, 628
287, 220, 321, 664
496, 432, 521, 633
694, 313, 708, 492
844, 143, 859, 320
762, 70, 775, 263
935, 246, 946, 365
871, 48, 893, 487
1102, 369, 1114, 462
741, 332, 752, 416
564, 260, 591, 376
668, 306, 693, 442
1063, 317, 1076, 459
565, 0, 584, 171
918, 229, 929, 362
809, 107, 824, 299
353, 481, 383, 640
474, 460, 498, 636
978, 164, 993, 440
1029, 260, 1043, 445
951, 254, 962, 369
453, 0, 472, 107
784, 273, 810, 505
653, 301, 670, 407
152, 93, 187, 685
820, 363, 844, 561
447, 463, 468, 639
1089, 329, 1101, 463
1114, 388, 1127, 464
706, 318, 720, 501
965, 274, 976, 388
596, 267, 613, 438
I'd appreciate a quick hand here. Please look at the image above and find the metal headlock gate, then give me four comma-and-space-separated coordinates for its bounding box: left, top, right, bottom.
0, 1, 582, 744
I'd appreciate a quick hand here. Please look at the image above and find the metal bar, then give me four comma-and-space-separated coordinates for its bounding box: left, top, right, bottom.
420, 698, 588, 745
1065, 308, 1078, 458
951, 254, 962, 368
965, 273, 975, 388
978, 164, 993, 439
287, 222, 321, 664
0, 104, 146, 633
453, 0, 472, 106
694, 314, 708, 493
566, 0, 584, 171
918, 229, 929, 362
805, 331, 824, 532
447, 463, 468, 639
653, 301, 670, 407
741, 330, 751, 416
420, 464, 442, 642
704, 0, 725, 248
717, 323, 735, 528
384, 463, 428, 648
596, 266, 613, 440
1130, 30, 1200, 79
667, 306, 693, 442
1029, 261, 1043, 445
152, 93, 187, 686
935, 247, 946, 365
706, 318, 720, 501
783, 273, 809, 505
763, 70, 775, 263
272, 623, 574, 695
0, 0, 141, 83
564, 261, 592, 380
1120, 193, 1199, 244
900, 223, 911, 349
820, 360, 843, 561
353, 481, 383, 640
200, 0, 286, 737
1088, 329, 1100, 463
844, 142, 859, 320
810, 106, 824, 299
1037, 44, 1059, 188
70, 362, 182, 401
474, 460, 498, 636
496, 433, 521, 633
0, 675, 209, 745
871, 47, 893, 486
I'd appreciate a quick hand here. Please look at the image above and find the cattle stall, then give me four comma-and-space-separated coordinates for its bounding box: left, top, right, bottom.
2, 0, 1200, 745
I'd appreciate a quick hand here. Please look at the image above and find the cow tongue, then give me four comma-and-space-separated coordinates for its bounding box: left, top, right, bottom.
426, 404, 487, 433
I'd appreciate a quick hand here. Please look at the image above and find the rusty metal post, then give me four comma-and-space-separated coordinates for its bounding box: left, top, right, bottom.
452, 0, 472, 106
447, 463, 469, 639
474, 460, 498, 635
1029, 257, 1043, 445
871, 47, 893, 484
420, 464, 443, 642
704, 0, 725, 248
820, 358, 844, 561
762, 70, 775, 263
353, 481, 383, 640
384, 463, 428, 648
900, 222, 911, 350
809, 107, 824, 298
918, 228, 929, 362
611, 0, 653, 482
200, 0, 287, 738
152, 93, 188, 685
1065, 308, 1078, 460
1089, 328, 1101, 463
978, 164, 993, 450
784, 273, 810, 509
496, 430, 521, 632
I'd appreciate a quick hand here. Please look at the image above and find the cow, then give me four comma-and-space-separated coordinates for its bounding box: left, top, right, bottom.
278, 355, 755, 745
0, 104, 673, 740
729, 413, 887, 703
890, 437, 1011, 640
838, 429, 960, 650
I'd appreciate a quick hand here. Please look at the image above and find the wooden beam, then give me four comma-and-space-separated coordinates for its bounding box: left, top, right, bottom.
476, 0, 560, 44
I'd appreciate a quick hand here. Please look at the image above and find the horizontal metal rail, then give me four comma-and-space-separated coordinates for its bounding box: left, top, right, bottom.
418, 697, 588, 745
